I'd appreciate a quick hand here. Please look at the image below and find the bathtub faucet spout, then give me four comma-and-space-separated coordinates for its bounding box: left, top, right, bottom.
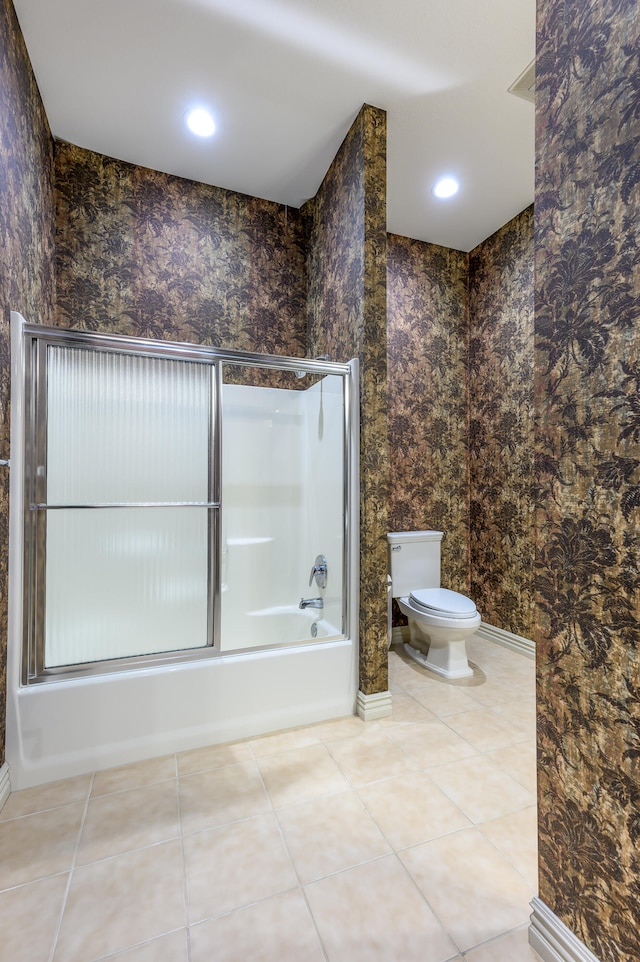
299, 596, 324, 610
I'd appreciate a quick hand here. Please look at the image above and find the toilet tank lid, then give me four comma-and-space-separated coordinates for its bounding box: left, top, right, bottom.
387, 530, 443, 544
409, 587, 477, 618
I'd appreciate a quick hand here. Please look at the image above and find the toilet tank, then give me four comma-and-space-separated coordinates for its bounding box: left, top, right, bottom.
387, 530, 443, 598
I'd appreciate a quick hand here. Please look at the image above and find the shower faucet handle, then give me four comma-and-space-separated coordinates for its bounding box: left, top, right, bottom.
309, 554, 328, 589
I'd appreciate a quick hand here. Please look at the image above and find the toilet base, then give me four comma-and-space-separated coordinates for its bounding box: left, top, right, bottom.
404, 641, 474, 680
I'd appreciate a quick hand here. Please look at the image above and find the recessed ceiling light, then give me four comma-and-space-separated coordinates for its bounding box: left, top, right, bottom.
185, 107, 216, 138
432, 176, 459, 199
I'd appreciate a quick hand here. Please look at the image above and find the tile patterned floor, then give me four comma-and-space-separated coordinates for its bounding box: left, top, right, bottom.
0, 636, 542, 961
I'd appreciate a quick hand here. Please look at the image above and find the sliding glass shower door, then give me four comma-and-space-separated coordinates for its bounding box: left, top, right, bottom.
21, 325, 353, 684
25, 339, 217, 676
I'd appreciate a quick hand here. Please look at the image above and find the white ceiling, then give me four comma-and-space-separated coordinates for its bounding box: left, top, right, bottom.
13, 0, 535, 252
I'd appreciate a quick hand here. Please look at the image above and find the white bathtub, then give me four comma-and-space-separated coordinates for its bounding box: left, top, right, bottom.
6, 316, 360, 791
7, 637, 357, 790
223, 604, 343, 650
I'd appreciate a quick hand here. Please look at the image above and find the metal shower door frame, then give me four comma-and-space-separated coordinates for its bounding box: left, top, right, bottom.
20, 323, 355, 685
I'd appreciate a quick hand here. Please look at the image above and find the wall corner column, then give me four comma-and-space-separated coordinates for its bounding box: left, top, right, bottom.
303, 103, 390, 708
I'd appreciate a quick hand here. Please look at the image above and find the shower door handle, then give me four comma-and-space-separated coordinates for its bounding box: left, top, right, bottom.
309, 555, 328, 589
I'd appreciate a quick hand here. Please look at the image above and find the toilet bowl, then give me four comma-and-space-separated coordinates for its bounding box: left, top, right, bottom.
387, 531, 480, 680
398, 587, 480, 679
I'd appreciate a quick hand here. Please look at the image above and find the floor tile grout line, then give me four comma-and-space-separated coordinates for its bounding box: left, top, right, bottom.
269, 797, 331, 962
426, 740, 536, 775
0, 793, 93, 825
348, 766, 476, 848
277, 749, 396, 871
394, 821, 536, 959
459, 920, 533, 959
180, 741, 322, 952
256, 735, 412, 959
248, 744, 277, 817
437, 716, 533, 756
415, 766, 479, 831
175, 753, 194, 962
82, 927, 188, 962
54, 831, 186, 872
47, 770, 95, 962
394, 842, 467, 958
475, 742, 538, 796
178, 756, 259, 780
216, 743, 332, 954
323, 729, 420, 788
416, 752, 536, 827
0, 868, 70, 898
480, 762, 537, 796
297, 754, 478, 890
475, 817, 539, 892
89, 772, 179, 801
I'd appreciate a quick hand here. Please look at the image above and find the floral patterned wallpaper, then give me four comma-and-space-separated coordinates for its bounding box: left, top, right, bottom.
469, 206, 535, 638
360, 106, 390, 695
305, 115, 364, 365
535, 1, 640, 958
55, 143, 308, 358
0, 0, 56, 766
387, 208, 535, 639
305, 105, 389, 696
387, 235, 470, 596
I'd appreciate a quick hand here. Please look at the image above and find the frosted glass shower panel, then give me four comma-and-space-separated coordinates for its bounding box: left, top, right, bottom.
43, 346, 211, 666
46, 347, 210, 504
45, 508, 209, 666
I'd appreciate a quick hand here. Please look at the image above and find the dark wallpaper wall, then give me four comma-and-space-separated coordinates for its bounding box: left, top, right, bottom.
0, 0, 56, 766
387, 235, 470, 595
535, 1, 640, 959
306, 115, 364, 364
305, 105, 389, 696
55, 142, 308, 358
357, 104, 389, 697
387, 206, 535, 639
469, 206, 535, 638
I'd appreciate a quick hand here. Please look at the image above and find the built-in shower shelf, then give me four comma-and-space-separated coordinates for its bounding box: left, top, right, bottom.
226, 537, 274, 546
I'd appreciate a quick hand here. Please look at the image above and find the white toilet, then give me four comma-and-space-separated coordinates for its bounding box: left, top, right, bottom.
387, 530, 481, 679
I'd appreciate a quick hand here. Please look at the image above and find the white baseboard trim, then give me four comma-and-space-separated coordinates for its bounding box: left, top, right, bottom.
477, 622, 535, 659
0, 763, 10, 812
356, 689, 392, 720
529, 898, 601, 962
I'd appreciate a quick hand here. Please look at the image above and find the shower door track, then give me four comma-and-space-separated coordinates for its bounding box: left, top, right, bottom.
21, 323, 352, 374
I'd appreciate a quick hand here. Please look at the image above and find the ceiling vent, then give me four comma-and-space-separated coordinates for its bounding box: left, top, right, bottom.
508, 59, 535, 103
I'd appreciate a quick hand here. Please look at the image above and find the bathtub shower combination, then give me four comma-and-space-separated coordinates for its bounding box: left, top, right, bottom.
7, 314, 359, 789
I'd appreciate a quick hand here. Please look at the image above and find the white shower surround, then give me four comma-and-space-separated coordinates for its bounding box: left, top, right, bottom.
220, 376, 344, 650
6, 314, 359, 790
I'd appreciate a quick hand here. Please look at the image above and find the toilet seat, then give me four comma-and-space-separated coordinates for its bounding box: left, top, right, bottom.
409, 587, 477, 620
399, 595, 481, 633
